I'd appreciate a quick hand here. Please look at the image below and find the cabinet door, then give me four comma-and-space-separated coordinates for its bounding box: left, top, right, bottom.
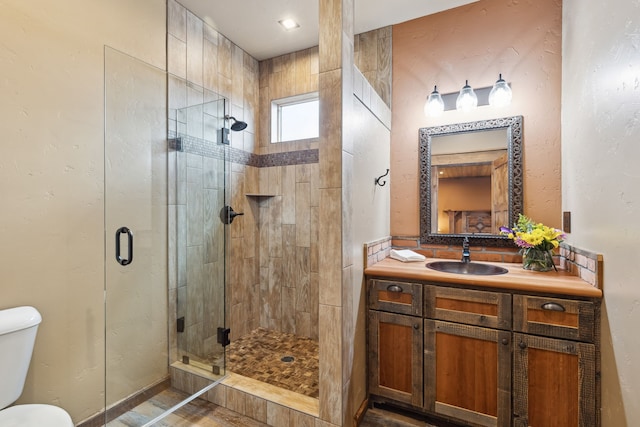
513, 333, 596, 427
424, 320, 511, 427
368, 310, 423, 407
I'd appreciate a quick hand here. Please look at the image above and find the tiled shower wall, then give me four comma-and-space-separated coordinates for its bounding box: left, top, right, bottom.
167, 0, 392, 359
255, 48, 321, 340
168, 0, 325, 356
167, 0, 260, 362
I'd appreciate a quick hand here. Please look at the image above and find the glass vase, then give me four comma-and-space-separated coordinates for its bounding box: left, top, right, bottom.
522, 248, 555, 272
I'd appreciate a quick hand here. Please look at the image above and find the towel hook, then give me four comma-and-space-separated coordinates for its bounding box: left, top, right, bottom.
375, 169, 390, 187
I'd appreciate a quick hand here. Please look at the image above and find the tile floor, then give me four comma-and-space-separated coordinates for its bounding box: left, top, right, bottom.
108, 388, 444, 427
109, 328, 447, 426
107, 387, 267, 427
226, 328, 319, 398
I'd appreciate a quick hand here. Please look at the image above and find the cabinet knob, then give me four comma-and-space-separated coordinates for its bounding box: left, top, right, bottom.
519, 341, 527, 350
413, 323, 420, 330
387, 284, 403, 293
501, 338, 509, 345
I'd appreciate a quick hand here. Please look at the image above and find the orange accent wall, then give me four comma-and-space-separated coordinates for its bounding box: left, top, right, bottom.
391, 0, 562, 237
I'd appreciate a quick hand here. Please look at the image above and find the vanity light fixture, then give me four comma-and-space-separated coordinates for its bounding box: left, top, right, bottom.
488, 74, 513, 107
424, 86, 445, 117
278, 18, 300, 31
456, 80, 478, 112
425, 75, 513, 116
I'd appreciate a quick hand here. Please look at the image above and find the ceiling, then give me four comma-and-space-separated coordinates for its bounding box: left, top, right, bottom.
177, 0, 478, 60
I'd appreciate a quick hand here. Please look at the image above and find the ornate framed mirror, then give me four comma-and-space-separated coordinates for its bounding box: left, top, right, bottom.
419, 116, 523, 246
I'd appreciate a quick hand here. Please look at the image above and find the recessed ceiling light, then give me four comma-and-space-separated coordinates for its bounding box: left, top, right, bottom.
279, 18, 300, 31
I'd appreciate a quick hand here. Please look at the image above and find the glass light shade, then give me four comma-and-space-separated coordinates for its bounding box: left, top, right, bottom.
456, 80, 477, 112
424, 86, 444, 117
489, 74, 513, 107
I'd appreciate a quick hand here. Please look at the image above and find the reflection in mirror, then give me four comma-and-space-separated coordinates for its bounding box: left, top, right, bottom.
419, 116, 523, 246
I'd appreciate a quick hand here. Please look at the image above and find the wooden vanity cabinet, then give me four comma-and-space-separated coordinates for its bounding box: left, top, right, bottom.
424, 286, 512, 427
366, 276, 600, 427
368, 279, 424, 407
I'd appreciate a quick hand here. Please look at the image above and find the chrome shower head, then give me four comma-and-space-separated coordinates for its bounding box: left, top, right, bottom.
225, 115, 248, 131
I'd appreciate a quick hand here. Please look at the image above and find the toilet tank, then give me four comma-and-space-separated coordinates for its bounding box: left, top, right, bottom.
0, 306, 42, 409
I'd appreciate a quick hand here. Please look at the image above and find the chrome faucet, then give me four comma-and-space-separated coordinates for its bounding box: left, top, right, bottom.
461, 236, 471, 263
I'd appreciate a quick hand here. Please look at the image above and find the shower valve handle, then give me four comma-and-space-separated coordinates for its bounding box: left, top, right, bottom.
220, 205, 244, 224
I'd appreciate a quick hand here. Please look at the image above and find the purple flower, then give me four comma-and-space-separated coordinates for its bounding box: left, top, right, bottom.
499, 226, 513, 235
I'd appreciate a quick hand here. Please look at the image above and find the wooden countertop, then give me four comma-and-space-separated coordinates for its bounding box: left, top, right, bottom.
365, 257, 602, 298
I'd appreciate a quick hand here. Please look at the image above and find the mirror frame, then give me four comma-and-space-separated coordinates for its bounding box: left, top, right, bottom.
419, 115, 523, 247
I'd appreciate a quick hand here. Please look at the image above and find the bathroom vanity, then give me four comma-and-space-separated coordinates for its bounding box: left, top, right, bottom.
365, 257, 602, 427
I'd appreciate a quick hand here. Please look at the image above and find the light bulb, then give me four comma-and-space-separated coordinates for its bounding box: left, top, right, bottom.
424, 86, 444, 117
489, 74, 512, 107
456, 80, 477, 112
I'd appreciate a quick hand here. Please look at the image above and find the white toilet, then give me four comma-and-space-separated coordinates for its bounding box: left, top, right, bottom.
0, 306, 74, 426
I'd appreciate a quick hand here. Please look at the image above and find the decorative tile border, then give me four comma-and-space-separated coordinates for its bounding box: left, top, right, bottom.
169, 134, 318, 167
259, 149, 318, 167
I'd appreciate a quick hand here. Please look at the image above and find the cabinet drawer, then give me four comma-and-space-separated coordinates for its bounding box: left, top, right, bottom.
513, 295, 596, 342
369, 279, 422, 316
424, 285, 511, 330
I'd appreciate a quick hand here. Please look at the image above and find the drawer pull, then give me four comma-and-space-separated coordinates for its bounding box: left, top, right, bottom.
541, 302, 566, 312
387, 284, 403, 293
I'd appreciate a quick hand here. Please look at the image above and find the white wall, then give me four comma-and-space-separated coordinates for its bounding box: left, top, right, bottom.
350, 89, 391, 414
0, 0, 166, 423
562, 1, 640, 425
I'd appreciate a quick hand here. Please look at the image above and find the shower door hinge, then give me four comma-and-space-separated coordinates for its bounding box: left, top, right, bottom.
217, 327, 231, 347
219, 127, 230, 145
177, 317, 185, 333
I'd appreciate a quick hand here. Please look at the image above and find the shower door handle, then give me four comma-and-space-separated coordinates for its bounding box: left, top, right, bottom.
115, 226, 133, 266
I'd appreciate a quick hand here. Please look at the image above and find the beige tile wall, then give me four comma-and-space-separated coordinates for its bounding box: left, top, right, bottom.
318, 0, 355, 424
168, 0, 393, 353
256, 163, 320, 339
167, 0, 260, 360
354, 26, 392, 108
256, 49, 321, 340
168, 0, 324, 356
258, 48, 319, 155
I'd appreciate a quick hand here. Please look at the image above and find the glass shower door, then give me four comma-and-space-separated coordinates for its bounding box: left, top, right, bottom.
171, 99, 228, 378
105, 48, 229, 426
104, 47, 169, 422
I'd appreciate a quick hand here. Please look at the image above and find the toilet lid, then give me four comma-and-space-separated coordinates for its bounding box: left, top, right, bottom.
0, 404, 74, 427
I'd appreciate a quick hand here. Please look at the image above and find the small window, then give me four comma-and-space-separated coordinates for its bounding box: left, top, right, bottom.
271, 92, 319, 143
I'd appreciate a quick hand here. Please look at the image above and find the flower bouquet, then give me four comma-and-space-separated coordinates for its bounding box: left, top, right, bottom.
500, 214, 565, 272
